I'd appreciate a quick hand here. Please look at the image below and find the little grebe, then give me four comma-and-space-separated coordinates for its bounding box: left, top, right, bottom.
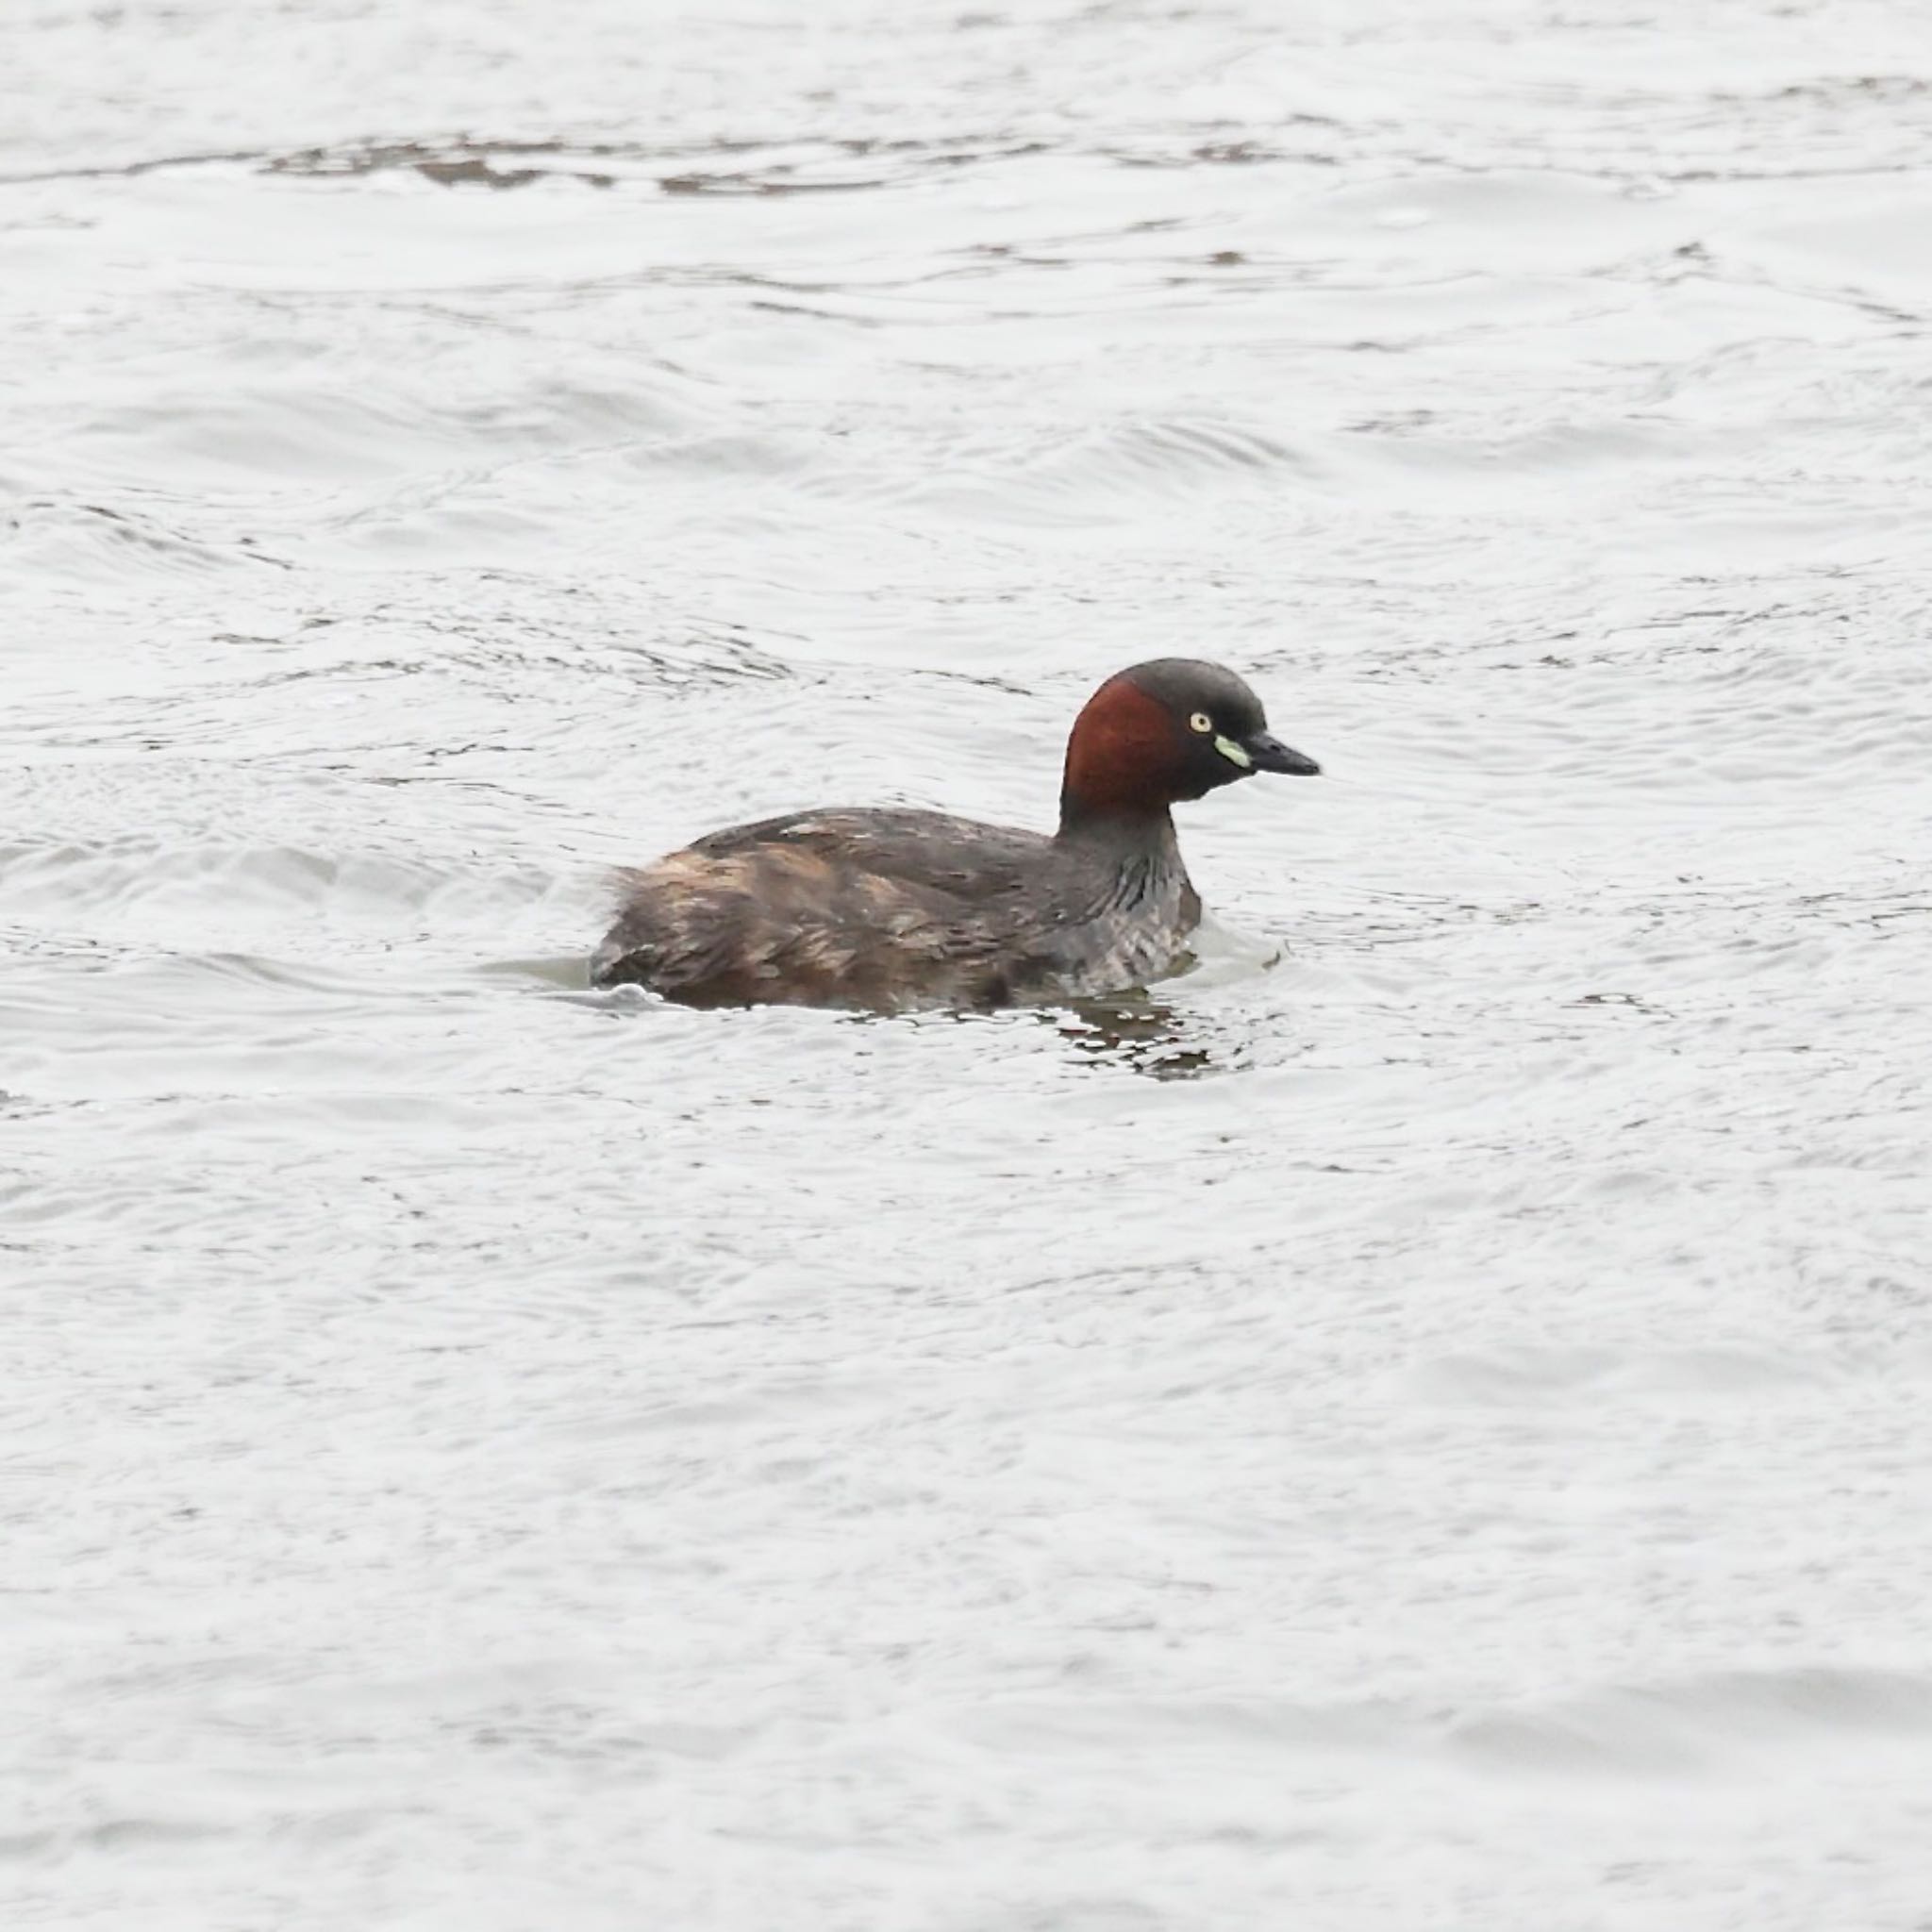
591, 658, 1319, 1010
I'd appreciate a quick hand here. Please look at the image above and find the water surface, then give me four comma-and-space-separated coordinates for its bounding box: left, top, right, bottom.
5, 2, 1931, 1926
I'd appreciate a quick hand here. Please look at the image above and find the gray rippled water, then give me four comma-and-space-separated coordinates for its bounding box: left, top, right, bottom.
5, 2, 1931, 1927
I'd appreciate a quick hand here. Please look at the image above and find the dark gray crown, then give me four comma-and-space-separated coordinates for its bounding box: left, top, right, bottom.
1121, 658, 1269, 737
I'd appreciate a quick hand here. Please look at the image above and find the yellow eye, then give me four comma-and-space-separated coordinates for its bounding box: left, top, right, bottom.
1189, 710, 1213, 734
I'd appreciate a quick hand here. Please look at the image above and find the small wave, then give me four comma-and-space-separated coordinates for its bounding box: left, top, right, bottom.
890, 415, 1324, 527
960, 1666, 1932, 1782
1451, 1668, 1932, 1778
259, 133, 1043, 199
1406, 1343, 1825, 1407
0, 498, 287, 586
0, 836, 565, 921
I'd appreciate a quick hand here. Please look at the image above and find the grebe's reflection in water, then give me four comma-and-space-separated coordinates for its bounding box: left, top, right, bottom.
1049, 990, 1225, 1080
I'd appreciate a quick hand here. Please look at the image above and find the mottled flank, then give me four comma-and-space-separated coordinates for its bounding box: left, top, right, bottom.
592, 808, 1203, 1010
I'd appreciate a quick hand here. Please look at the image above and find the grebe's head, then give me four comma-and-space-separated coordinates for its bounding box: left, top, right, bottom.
1059, 658, 1319, 828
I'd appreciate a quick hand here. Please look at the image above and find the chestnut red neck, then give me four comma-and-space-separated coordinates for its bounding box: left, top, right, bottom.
1058, 675, 1187, 835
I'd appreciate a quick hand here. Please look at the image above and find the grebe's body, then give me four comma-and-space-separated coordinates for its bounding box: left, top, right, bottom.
591, 659, 1320, 1011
